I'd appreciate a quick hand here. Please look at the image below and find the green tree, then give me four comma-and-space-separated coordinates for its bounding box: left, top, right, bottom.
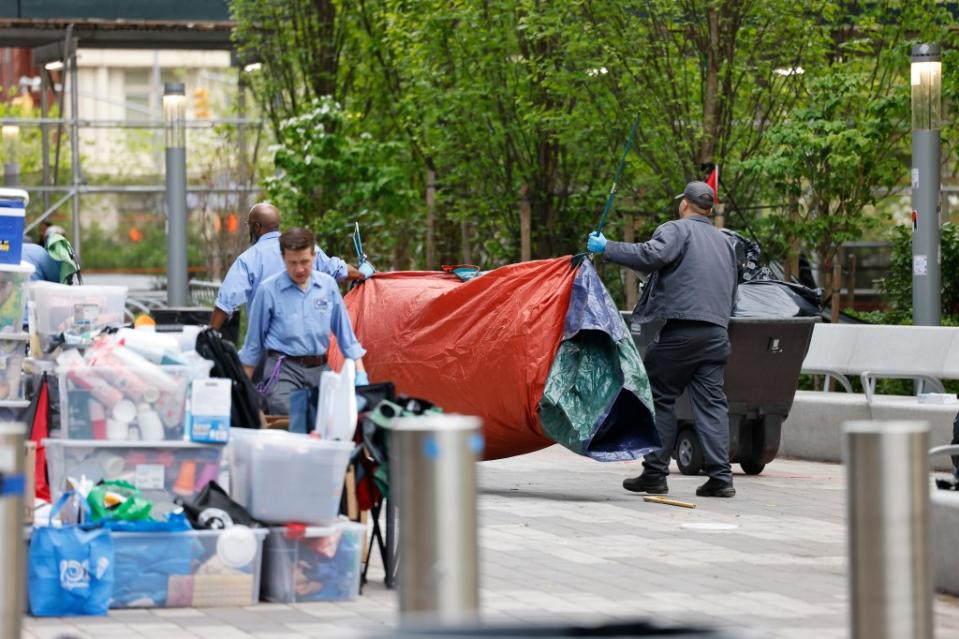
263, 97, 417, 266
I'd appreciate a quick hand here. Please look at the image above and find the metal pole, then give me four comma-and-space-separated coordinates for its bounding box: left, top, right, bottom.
40, 70, 50, 214
844, 420, 932, 639
911, 44, 941, 326
69, 45, 81, 259
2, 163, 18, 187
391, 414, 481, 622
0, 423, 27, 639
164, 82, 188, 307
912, 129, 940, 325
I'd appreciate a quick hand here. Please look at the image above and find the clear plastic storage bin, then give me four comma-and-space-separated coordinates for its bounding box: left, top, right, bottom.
229, 429, 354, 524
262, 521, 365, 603
0, 262, 35, 332
111, 527, 266, 608
58, 361, 211, 440
0, 333, 27, 399
43, 439, 225, 514
28, 282, 127, 351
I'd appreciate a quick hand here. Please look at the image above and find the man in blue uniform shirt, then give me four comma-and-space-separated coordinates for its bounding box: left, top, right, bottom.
22, 242, 61, 283
210, 203, 373, 332
239, 227, 369, 415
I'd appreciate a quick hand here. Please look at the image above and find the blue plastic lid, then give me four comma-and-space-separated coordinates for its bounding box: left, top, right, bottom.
0, 200, 25, 209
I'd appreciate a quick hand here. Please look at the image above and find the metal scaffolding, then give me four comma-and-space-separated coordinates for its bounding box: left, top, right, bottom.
2, 26, 263, 259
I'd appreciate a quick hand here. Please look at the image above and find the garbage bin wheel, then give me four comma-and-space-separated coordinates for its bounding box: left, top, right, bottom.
740, 460, 766, 475
675, 428, 704, 476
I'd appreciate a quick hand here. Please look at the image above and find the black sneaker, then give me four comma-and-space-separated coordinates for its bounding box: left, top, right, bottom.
696, 478, 736, 498
623, 474, 668, 494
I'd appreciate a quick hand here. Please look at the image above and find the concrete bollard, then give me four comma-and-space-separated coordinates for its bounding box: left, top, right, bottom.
0, 423, 27, 638
390, 414, 482, 622
844, 420, 932, 639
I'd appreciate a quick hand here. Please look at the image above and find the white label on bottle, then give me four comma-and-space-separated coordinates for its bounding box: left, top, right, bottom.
135, 464, 164, 490
914, 255, 928, 276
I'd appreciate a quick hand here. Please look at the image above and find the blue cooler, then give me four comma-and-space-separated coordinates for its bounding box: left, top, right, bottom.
0, 189, 27, 265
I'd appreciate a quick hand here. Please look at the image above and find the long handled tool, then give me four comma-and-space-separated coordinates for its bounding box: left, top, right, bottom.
572, 111, 642, 268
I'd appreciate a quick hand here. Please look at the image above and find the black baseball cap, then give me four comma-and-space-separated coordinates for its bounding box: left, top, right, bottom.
674, 181, 715, 210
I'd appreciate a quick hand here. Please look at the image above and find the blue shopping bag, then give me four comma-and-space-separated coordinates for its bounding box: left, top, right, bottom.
28, 492, 114, 617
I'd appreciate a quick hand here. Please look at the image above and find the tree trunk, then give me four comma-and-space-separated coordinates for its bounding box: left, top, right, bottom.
520, 183, 532, 262
425, 169, 436, 270
699, 4, 722, 165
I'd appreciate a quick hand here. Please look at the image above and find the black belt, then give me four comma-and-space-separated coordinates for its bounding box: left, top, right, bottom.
267, 350, 328, 368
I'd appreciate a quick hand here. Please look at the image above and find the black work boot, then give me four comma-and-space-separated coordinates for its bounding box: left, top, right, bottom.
696, 477, 736, 498
623, 474, 668, 495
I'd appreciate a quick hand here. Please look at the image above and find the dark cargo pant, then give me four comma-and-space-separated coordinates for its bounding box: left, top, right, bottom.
641, 320, 733, 483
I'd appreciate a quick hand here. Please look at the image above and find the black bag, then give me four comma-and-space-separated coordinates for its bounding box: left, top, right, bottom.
175, 481, 261, 529
195, 328, 263, 429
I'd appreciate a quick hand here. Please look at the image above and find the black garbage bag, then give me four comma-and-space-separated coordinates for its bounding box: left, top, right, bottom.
721, 229, 776, 282
175, 481, 262, 529
733, 280, 822, 318
195, 328, 263, 429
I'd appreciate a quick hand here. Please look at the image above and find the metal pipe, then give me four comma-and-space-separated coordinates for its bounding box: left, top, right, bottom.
40, 69, 50, 213
24, 191, 74, 234
0, 117, 262, 128
845, 420, 932, 639
69, 45, 81, 258
21, 185, 262, 194
391, 414, 481, 622
0, 423, 27, 639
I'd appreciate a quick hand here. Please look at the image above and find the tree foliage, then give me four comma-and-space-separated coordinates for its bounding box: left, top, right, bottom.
231, 0, 959, 309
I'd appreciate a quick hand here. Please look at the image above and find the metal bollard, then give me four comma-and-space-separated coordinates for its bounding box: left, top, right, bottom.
390, 414, 482, 622
844, 420, 932, 639
0, 423, 27, 639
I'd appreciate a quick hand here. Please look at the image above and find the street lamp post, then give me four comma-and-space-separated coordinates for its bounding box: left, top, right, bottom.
163, 82, 188, 307
911, 43, 942, 326
1, 126, 19, 187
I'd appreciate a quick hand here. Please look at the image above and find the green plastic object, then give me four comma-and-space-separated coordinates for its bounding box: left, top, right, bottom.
87, 480, 153, 522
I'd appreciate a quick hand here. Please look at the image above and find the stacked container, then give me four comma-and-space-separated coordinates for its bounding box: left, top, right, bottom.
27, 281, 127, 354
111, 527, 268, 608
228, 429, 362, 602
262, 522, 365, 603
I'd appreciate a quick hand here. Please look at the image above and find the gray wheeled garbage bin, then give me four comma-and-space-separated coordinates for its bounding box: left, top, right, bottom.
626, 314, 818, 476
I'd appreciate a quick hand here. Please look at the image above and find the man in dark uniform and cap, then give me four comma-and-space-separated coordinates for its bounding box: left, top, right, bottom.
586, 181, 739, 497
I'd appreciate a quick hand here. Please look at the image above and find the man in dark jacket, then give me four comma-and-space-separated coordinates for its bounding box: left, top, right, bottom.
586, 181, 739, 497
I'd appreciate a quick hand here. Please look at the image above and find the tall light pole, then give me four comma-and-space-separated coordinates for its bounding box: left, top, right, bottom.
911, 43, 941, 326
163, 82, 188, 307
1, 126, 19, 187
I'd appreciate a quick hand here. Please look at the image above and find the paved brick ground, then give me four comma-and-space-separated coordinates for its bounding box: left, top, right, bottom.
24, 447, 959, 638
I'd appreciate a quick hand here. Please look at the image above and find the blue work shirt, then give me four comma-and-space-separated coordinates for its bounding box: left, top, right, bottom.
22, 242, 60, 282
214, 231, 348, 315
239, 270, 366, 366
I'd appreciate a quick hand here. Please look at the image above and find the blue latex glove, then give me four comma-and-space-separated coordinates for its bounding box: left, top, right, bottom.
358, 261, 376, 278
355, 370, 369, 386
587, 231, 607, 254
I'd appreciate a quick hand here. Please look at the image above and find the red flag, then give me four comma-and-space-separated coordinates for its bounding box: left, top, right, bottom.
30, 373, 51, 501
705, 166, 719, 204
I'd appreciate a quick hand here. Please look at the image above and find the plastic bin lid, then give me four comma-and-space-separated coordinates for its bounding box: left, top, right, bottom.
0, 262, 36, 275
217, 525, 259, 568
40, 438, 221, 449
0, 188, 28, 203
